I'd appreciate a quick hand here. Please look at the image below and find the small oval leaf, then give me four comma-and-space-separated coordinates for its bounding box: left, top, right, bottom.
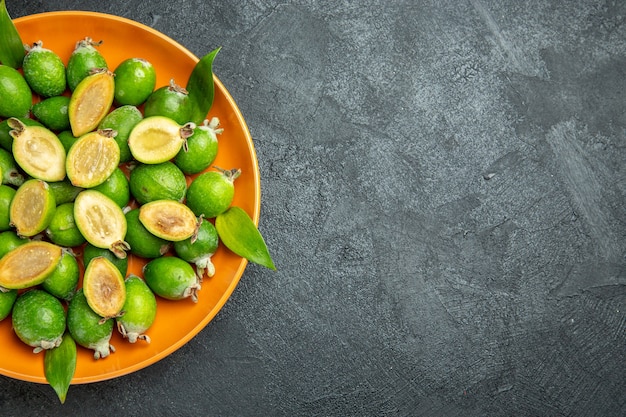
44, 333, 77, 404
215, 206, 275, 270
186, 47, 221, 125
0, 0, 25, 68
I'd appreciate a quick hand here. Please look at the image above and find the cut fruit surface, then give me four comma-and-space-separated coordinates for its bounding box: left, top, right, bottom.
0, 241, 63, 289
66, 129, 120, 188
74, 190, 129, 258
9, 118, 66, 182
139, 199, 198, 242
128, 116, 192, 164
83, 256, 126, 319
68, 69, 115, 137
9, 179, 56, 237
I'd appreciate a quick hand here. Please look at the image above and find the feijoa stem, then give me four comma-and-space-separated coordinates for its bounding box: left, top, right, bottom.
0, 0, 25, 68
44, 333, 77, 404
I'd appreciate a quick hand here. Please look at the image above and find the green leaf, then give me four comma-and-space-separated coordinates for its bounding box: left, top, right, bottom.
186, 47, 221, 125
44, 333, 77, 404
215, 206, 276, 270
0, 0, 25, 68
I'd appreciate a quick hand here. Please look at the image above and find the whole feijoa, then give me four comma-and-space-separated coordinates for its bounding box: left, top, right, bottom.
67, 289, 115, 359
0, 289, 17, 321
22, 41, 67, 97
143, 256, 200, 302
41, 249, 80, 301
0, 65, 32, 118
31, 96, 71, 131
113, 58, 156, 106
66, 37, 107, 91
186, 168, 240, 219
12, 289, 66, 352
116, 275, 157, 343
174, 117, 221, 175
143, 79, 191, 124
97, 105, 143, 163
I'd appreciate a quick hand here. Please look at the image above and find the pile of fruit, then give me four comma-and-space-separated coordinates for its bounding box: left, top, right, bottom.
0, 0, 273, 403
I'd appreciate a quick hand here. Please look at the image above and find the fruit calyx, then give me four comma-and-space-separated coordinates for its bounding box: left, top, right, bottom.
34, 337, 63, 354
110, 240, 131, 260
75, 36, 103, 49
116, 321, 151, 344
198, 117, 224, 136
180, 122, 196, 152
25, 40, 45, 53
168, 78, 188, 95
214, 166, 242, 183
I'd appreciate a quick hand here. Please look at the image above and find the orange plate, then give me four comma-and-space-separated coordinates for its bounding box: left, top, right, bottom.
0, 11, 260, 384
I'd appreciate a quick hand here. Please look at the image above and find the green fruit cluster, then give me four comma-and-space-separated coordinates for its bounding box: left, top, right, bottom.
0, 33, 275, 368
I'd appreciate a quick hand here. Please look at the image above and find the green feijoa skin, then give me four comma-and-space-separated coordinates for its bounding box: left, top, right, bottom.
143, 256, 200, 302
67, 289, 115, 359
0, 184, 16, 231
0, 0, 26, 69
12, 289, 66, 352
0, 65, 32, 118
216, 206, 276, 270
98, 105, 143, 163
174, 218, 219, 279
44, 332, 76, 404
174, 117, 221, 175
47, 179, 83, 205
82, 243, 128, 277
0, 230, 29, 258
186, 168, 240, 219
116, 275, 157, 343
66, 37, 107, 91
56, 130, 78, 153
45, 202, 86, 248
114, 58, 156, 106
91, 167, 130, 208
32, 96, 71, 131
124, 208, 171, 259
186, 47, 220, 125
22, 41, 67, 97
0, 117, 43, 152
129, 161, 187, 205
42, 249, 80, 301
0, 288, 17, 320
0, 147, 24, 187
143, 79, 191, 125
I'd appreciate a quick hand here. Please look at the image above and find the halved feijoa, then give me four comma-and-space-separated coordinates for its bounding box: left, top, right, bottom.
66, 129, 120, 188
0, 241, 62, 290
139, 199, 199, 242
68, 69, 115, 137
9, 118, 66, 182
74, 190, 129, 259
128, 116, 193, 164
83, 256, 126, 319
9, 179, 56, 237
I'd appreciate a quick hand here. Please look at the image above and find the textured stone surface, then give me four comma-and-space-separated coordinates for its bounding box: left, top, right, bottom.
2, 1, 625, 415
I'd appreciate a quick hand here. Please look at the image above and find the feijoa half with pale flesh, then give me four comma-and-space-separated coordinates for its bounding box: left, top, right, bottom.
74, 190, 129, 259
83, 256, 126, 320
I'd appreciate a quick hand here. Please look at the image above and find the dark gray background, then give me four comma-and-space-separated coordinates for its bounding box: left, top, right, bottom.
2, 1, 625, 416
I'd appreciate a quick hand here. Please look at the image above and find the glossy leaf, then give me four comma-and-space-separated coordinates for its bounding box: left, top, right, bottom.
0, 0, 25, 68
44, 333, 77, 404
186, 47, 221, 125
215, 206, 276, 270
